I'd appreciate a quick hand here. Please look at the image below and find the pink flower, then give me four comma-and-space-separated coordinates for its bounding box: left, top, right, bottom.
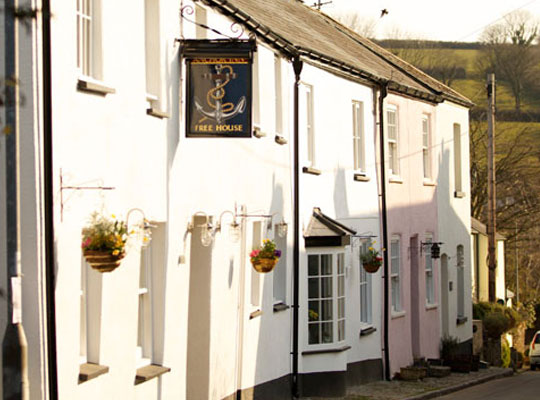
81, 237, 92, 249
250, 249, 260, 258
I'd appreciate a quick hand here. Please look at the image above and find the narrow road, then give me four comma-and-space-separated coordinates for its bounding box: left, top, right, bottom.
436, 370, 540, 399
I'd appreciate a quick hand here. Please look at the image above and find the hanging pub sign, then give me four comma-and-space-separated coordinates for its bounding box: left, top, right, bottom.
182, 39, 255, 138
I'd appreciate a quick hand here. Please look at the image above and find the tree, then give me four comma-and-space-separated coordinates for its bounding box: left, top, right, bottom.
332, 12, 377, 39
479, 11, 540, 113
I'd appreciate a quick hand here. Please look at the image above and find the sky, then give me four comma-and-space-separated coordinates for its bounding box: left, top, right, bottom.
324, 0, 540, 42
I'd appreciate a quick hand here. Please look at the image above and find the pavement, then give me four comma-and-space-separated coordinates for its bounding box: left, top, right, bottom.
304, 367, 514, 400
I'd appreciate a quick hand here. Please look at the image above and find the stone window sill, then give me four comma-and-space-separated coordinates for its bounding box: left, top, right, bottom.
275, 135, 287, 145
457, 316, 468, 325
147, 107, 170, 119
303, 166, 321, 176
77, 77, 115, 96
426, 303, 438, 310
273, 302, 289, 312
249, 309, 262, 319
454, 191, 466, 198
389, 176, 403, 184
354, 173, 370, 182
302, 345, 351, 355
391, 310, 406, 319
135, 364, 171, 385
79, 362, 109, 384
360, 326, 376, 336
423, 180, 436, 187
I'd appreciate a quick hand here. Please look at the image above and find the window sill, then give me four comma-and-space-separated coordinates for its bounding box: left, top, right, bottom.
456, 316, 468, 325
79, 362, 109, 384
303, 166, 321, 176
302, 345, 351, 355
135, 364, 171, 385
423, 180, 436, 187
389, 176, 403, 184
426, 303, 438, 310
249, 309, 263, 319
275, 135, 287, 145
391, 310, 406, 319
147, 107, 170, 119
253, 126, 266, 138
273, 302, 289, 312
454, 191, 466, 198
354, 173, 370, 182
360, 326, 376, 337
77, 77, 115, 96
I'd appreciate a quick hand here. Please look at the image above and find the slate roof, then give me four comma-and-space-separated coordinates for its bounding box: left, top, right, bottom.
304, 208, 356, 247
197, 0, 473, 107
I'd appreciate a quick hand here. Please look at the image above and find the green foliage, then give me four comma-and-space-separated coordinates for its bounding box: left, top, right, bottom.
473, 302, 521, 338
81, 212, 128, 255
502, 339, 511, 368
440, 335, 460, 360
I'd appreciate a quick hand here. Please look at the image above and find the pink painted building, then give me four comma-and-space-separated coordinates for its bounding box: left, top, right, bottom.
383, 93, 456, 375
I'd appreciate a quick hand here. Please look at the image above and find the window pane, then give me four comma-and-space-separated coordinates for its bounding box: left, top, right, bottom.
308, 301, 320, 321
338, 298, 345, 319
321, 277, 332, 298
321, 299, 333, 321
308, 277, 319, 299
322, 322, 333, 343
321, 254, 332, 275
308, 255, 319, 276
337, 253, 344, 274
338, 320, 345, 342
338, 275, 344, 297
309, 323, 320, 344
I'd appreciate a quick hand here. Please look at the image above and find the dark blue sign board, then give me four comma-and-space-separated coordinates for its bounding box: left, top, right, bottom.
186, 55, 252, 138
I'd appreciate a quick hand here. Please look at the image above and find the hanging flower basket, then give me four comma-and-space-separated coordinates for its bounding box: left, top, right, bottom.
363, 262, 381, 273
252, 257, 279, 273
83, 250, 125, 273
361, 242, 383, 274
81, 211, 128, 273
250, 239, 281, 274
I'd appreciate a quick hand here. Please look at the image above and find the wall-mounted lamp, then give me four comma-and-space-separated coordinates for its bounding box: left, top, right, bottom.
421, 241, 443, 259
189, 207, 289, 246
276, 217, 288, 238
126, 208, 155, 247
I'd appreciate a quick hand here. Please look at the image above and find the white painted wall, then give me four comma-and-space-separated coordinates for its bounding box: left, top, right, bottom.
435, 100, 472, 345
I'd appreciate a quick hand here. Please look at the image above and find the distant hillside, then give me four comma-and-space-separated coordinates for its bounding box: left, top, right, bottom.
376, 39, 540, 122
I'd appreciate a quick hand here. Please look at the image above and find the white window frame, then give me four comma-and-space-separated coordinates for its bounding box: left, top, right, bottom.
422, 114, 432, 180
359, 240, 372, 325
274, 55, 283, 135
424, 233, 435, 305
454, 123, 463, 193
144, 0, 162, 107
250, 221, 264, 307
352, 101, 366, 173
390, 235, 401, 313
307, 251, 346, 347
137, 243, 154, 368
301, 83, 316, 167
80, 260, 87, 364
76, 0, 102, 79
457, 245, 465, 318
386, 105, 399, 176
272, 224, 287, 304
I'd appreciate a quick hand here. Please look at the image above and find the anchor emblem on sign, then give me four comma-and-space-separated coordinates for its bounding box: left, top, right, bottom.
195, 64, 247, 124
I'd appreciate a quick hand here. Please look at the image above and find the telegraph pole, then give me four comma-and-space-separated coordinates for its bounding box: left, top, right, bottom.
487, 73, 497, 303
3, 1, 29, 399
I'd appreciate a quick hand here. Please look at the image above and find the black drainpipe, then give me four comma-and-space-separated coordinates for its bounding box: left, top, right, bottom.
378, 82, 391, 381
42, 0, 59, 398
292, 55, 303, 399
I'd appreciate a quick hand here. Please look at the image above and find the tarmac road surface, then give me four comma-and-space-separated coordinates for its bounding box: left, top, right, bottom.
436, 370, 540, 399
